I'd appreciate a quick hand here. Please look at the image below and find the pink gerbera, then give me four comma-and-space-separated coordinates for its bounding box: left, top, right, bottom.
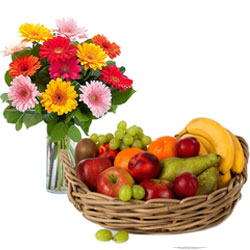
79, 80, 111, 118
54, 18, 88, 41
49, 58, 82, 81
1, 43, 28, 57
8, 75, 41, 112
100, 65, 133, 91
39, 36, 77, 62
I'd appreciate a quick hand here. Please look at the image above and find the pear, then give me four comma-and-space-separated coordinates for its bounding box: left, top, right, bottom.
196, 167, 219, 195
159, 153, 220, 182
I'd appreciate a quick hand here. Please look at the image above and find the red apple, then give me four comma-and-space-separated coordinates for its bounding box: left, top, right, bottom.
76, 157, 112, 191
176, 137, 200, 158
128, 152, 160, 181
97, 142, 119, 163
140, 179, 174, 200
174, 172, 199, 198
97, 167, 135, 197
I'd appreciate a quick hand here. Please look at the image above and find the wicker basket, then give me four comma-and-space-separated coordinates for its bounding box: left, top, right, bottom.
60, 136, 248, 234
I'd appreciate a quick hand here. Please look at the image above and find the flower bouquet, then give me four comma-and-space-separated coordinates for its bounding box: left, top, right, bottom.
1, 18, 135, 193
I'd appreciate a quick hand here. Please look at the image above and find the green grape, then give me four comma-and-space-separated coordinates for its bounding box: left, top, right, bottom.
117, 120, 127, 130
132, 185, 145, 200
137, 127, 143, 134
136, 131, 144, 139
119, 185, 132, 202
113, 231, 129, 243
123, 134, 134, 146
90, 133, 98, 142
119, 143, 129, 150
109, 138, 120, 150
115, 129, 125, 140
98, 134, 107, 145
95, 229, 112, 242
132, 139, 143, 149
106, 133, 114, 141
127, 126, 138, 136
141, 135, 152, 146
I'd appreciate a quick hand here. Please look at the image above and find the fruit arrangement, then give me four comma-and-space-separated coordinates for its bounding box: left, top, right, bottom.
74, 118, 246, 201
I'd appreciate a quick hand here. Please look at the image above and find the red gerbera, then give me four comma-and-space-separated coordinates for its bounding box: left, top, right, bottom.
92, 34, 120, 60
39, 36, 77, 62
9, 55, 42, 78
100, 65, 133, 91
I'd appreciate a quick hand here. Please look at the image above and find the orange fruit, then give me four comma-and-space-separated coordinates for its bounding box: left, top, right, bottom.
114, 148, 144, 170
147, 136, 178, 162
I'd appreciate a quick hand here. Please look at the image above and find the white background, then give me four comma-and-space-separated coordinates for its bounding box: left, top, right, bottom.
0, 0, 249, 249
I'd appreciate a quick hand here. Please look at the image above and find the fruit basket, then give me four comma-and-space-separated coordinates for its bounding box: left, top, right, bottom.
60, 136, 248, 234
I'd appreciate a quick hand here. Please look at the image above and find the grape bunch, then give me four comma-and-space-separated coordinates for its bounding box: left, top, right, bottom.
90, 120, 152, 150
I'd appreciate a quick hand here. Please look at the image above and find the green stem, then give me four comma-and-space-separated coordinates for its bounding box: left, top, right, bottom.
57, 140, 61, 191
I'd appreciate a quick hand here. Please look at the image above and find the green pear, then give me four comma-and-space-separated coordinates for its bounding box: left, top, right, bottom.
159, 153, 220, 182
196, 167, 219, 195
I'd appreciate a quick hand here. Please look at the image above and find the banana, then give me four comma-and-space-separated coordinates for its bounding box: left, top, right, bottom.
180, 134, 208, 155
178, 118, 234, 174
226, 129, 245, 174
180, 133, 215, 153
217, 171, 231, 189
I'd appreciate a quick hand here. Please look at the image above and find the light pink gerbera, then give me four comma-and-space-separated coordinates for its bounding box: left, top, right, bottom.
54, 18, 88, 41
8, 75, 41, 112
49, 58, 82, 81
79, 80, 111, 118
1, 43, 28, 57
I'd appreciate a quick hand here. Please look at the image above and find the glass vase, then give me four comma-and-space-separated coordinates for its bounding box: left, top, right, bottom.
46, 136, 75, 194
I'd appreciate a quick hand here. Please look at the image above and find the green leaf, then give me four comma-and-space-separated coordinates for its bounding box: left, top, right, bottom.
35, 103, 42, 114
35, 67, 50, 92
71, 80, 81, 92
75, 108, 90, 122
80, 119, 92, 136
23, 113, 43, 128
16, 49, 31, 58
51, 122, 69, 142
31, 43, 41, 57
65, 111, 75, 123
109, 104, 117, 113
111, 88, 136, 105
84, 39, 93, 44
42, 111, 57, 123
3, 106, 22, 124
119, 66, 126, 73
69, 41, 79, 45
47, 117, 58, 136
106, 60, 116, 66
92, 69, 101, 79
15, 115, 23, 131
5, 71, 13, 86
1, 93, 8, 102
68, 125, 82, 142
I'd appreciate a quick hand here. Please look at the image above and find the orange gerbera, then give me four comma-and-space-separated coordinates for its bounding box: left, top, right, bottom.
92, 34, 120, 59
9, 55, 42, 78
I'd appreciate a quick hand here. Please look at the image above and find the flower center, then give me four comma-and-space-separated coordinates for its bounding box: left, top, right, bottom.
91, 95, 97, 101
111, 76, 120, 83
31, 32, 39, 37
102, 42, 111, 49
52, 90, 67, 105
54, 47, 64, 54
67, 30, 72, 34
60, 65, 70, 73
86, 54, 94, 60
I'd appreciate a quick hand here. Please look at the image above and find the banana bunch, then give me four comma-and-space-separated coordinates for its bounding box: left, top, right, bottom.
177, 117, 245, 189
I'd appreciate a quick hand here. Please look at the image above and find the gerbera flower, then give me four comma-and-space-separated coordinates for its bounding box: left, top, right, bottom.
1, 43, 28, 57
77, 43, 107, 70
39, 36, 77, 62
9, 55, 42, 78
8, 75, 41, 112
79, 80, 111, 118
19, 23, 53, 43
40, 78, 78, 115
49, 58, 82, 81
54, 18, 88, 41
100, 65, 133, 91
92, 34, 120, 59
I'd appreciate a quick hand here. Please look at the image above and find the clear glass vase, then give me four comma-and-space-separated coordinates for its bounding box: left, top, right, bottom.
46, 136, 75, 194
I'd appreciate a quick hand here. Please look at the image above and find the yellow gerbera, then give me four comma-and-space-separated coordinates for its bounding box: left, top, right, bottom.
77, 43, 107, 70
41, 78, 78, 115
19, 23, 53, 43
